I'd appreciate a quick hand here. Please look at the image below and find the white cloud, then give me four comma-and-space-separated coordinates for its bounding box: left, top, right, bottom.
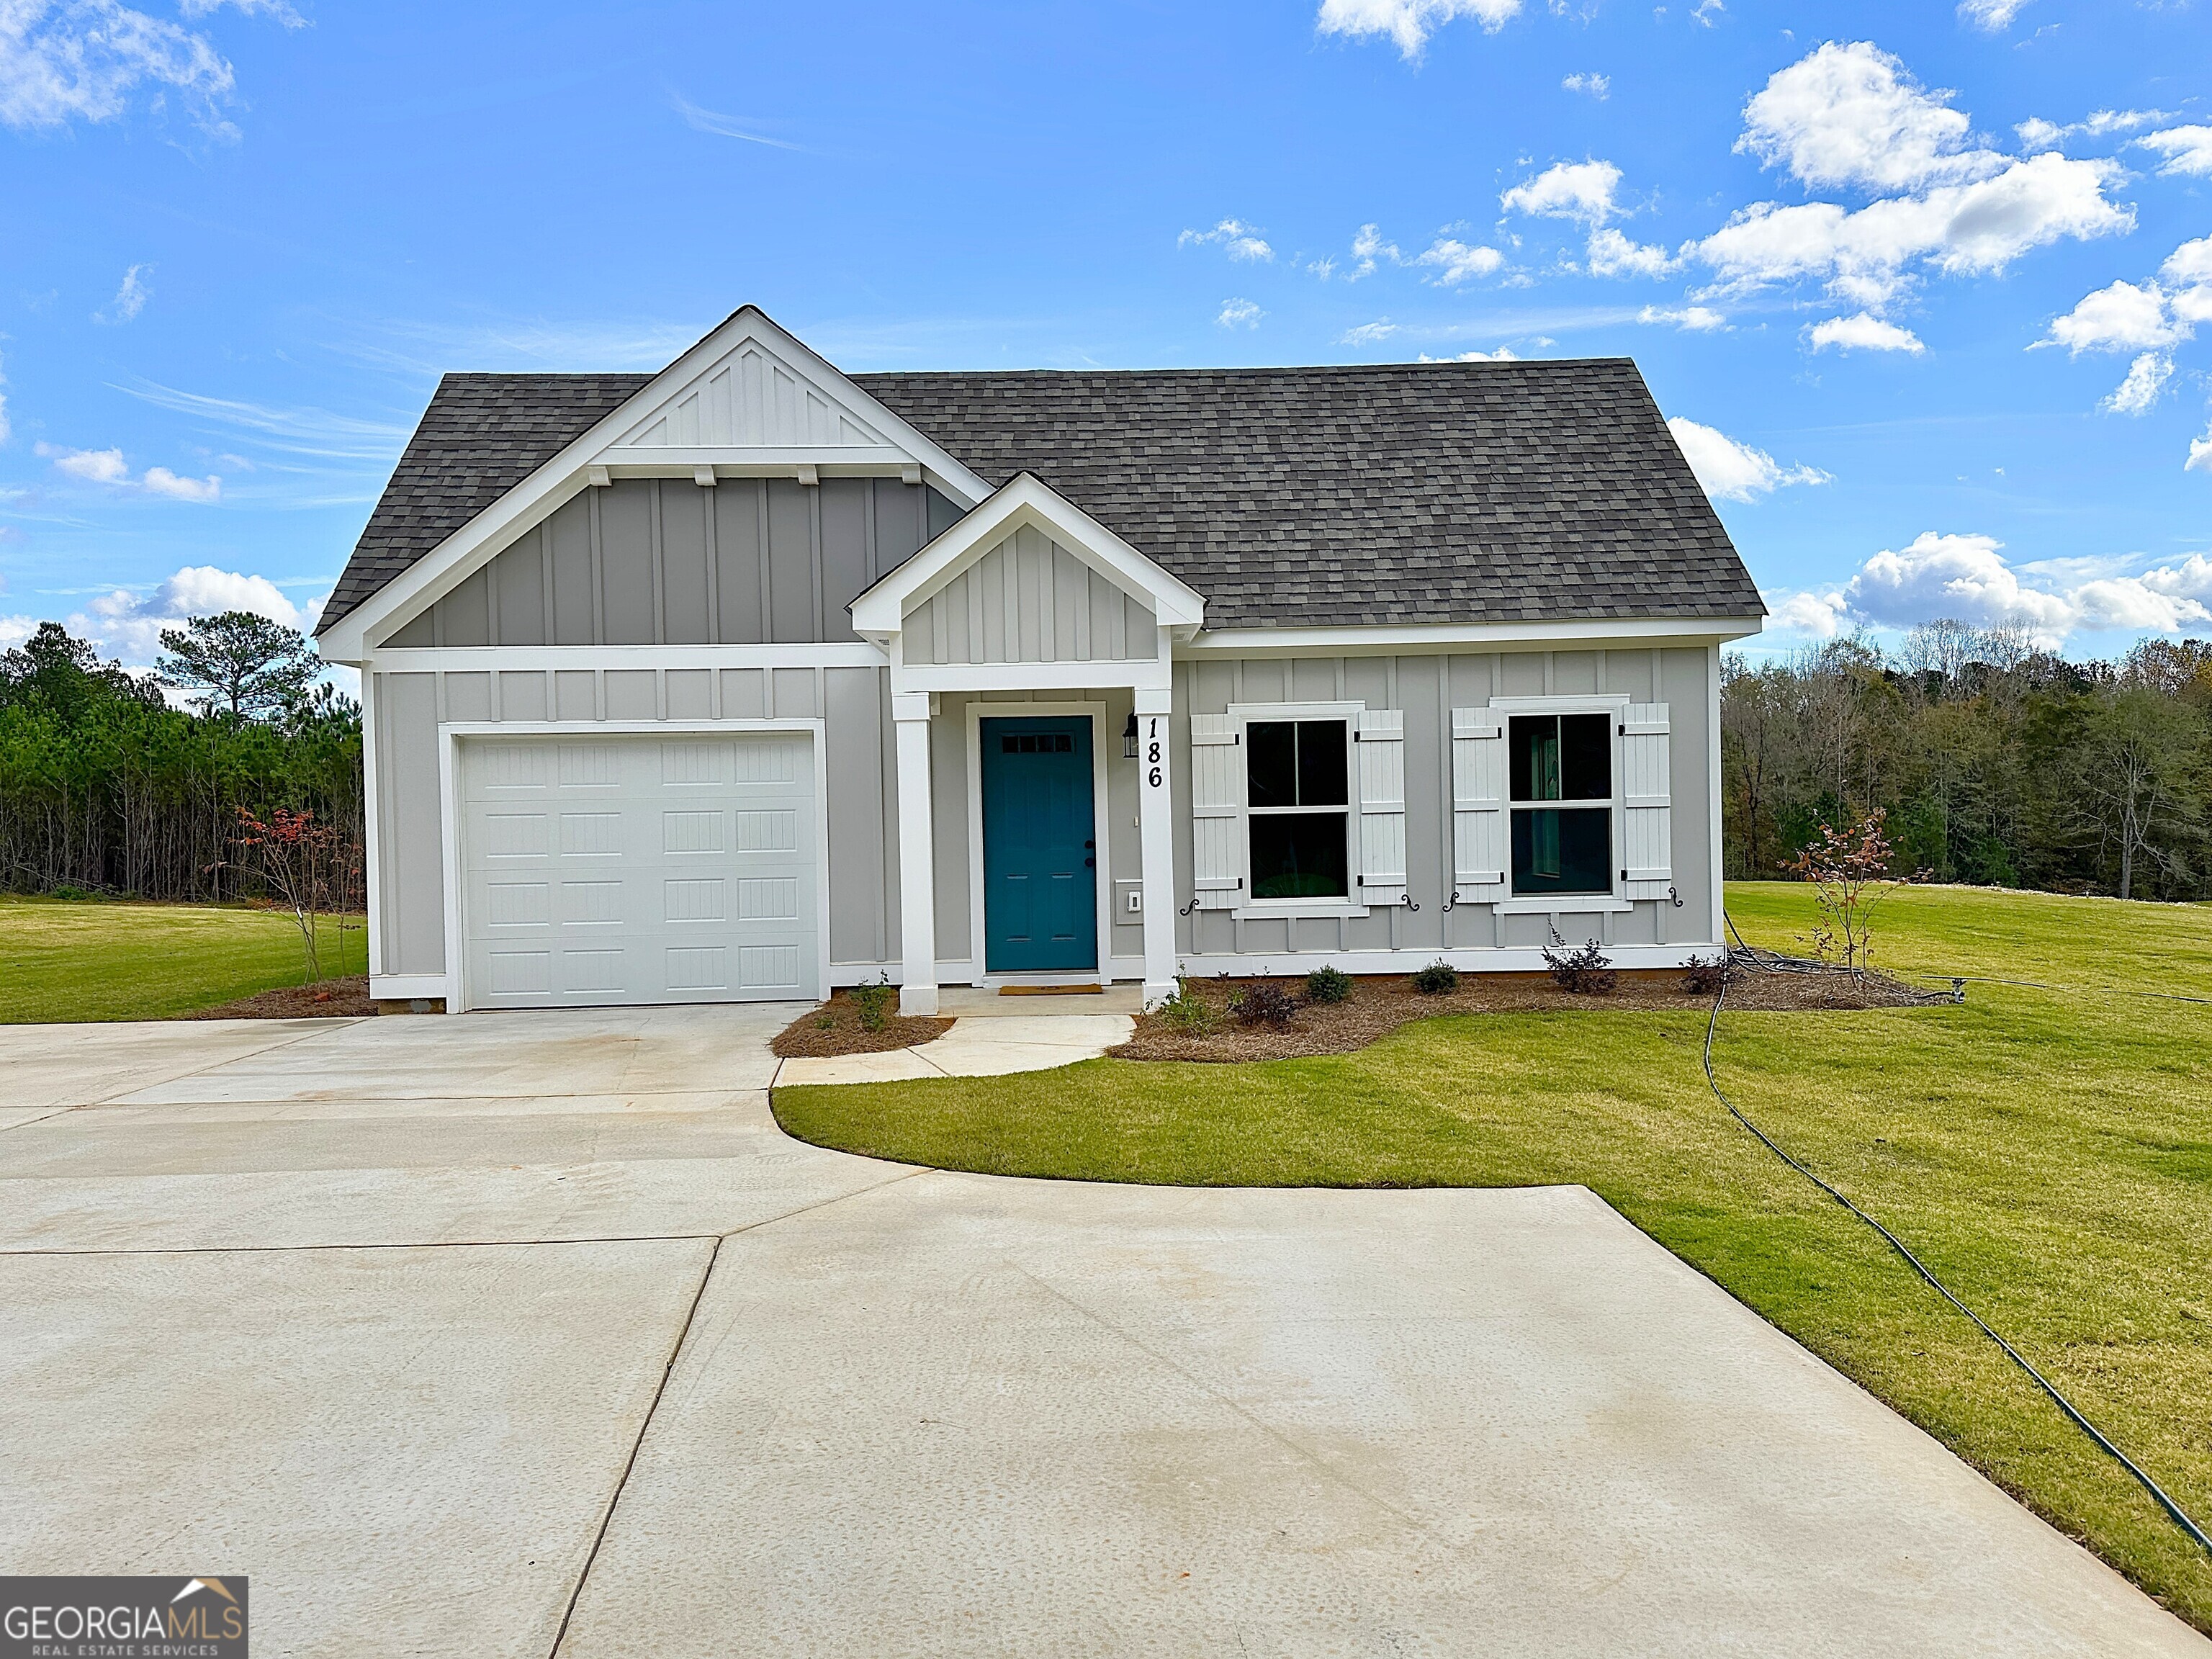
0, 0, 236, 132
1587, 227, 1678, 279
1562, 71, 1608, 99
1341, 319, 1398, 343
0, 613, 37, 649
1958, 0, 2029, 32
1348, 222, 1401, 279
2042, 279, 2185, 355
1639, 304, 1729, 331
1694, 152, 2131, 310
1691, 0, 1722, 22
94, 262, 149, 324
668, 96, 806, 150
1840, 531, 2211, 640
2189, 427, 2212, 475
1666, 417, 1833, 503
2015, 108, 2164, 150
1413, 237, 1503, 284
2103, 353, 2173, 416
1501, 158, 1622, 225
2136, 125, 2212, 179
1216, 297, 1264, 329
40, 443, 130, 483
1766, 589, 1851, 639
1315, 0, 1521, 60
1808, 313, 1925, 354
179, 0, 305, 23
36, 441, 220, 500
2162, 236, 2212, 290
76, 565, 317, 667
1179, 218, 1274, 262
1420, 346, 1520, 361
141, 465, 222, 501
1740, 42, 1997, 194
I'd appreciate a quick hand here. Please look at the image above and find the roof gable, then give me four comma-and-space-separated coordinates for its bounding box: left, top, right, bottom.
851, 472, 1204, 643
315, 306, 994, 654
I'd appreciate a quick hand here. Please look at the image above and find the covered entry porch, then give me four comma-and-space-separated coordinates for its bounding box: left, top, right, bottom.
850, 474, 1204, 1016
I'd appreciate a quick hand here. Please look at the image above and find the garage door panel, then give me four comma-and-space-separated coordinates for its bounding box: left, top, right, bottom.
462, 734, 817, 1009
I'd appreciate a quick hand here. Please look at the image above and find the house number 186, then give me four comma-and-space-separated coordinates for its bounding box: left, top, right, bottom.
1146, 717, 1162, 789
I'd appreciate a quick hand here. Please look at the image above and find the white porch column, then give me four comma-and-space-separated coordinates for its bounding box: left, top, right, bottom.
1136, 675, 1178, 1011
892, 691, 938, 1016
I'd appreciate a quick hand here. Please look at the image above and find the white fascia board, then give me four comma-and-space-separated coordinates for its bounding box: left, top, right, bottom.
850, 473, 1206, 634
1178, 615, 1765, 657
368, 643, 886, 673
318, 305, 996, 663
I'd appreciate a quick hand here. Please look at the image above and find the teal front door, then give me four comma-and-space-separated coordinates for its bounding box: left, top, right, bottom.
980, 716, 1099, 974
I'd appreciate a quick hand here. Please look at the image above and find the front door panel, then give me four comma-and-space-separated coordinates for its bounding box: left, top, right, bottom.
980, 717, 1098, 974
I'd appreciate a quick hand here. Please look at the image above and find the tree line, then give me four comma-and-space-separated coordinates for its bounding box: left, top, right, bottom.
0, 616, 364, 904
1723, 622, 2211, 902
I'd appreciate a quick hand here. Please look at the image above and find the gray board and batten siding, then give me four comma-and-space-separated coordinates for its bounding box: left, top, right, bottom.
370, 475, 1166, 987
387, 476, 962, 649
1166, 646, 1719, 963
903, 524, 1158, 667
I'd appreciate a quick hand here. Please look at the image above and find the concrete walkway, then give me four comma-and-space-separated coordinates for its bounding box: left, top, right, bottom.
2, 1007, 2204, 1658
773, 1010, 1135, 1086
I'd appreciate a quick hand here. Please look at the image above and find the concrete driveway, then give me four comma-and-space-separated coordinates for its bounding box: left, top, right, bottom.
1, 1009, 2202, 1658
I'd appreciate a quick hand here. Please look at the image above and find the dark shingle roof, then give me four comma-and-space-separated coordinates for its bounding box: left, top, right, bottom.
319, 373, 649, 629
854, 361, 1759, 629
320, 357, 1761, 634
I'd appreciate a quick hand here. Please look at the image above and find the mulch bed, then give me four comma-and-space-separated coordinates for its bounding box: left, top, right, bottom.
186, 975, 379, 1020
771, 991, 955, 1058
1111, 965, 1940, 1064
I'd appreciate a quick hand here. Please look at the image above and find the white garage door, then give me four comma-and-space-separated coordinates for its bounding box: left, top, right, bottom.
459, 733, 819, 1008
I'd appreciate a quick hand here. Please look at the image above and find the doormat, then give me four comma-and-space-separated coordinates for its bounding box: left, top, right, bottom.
999, 984, 1105, 996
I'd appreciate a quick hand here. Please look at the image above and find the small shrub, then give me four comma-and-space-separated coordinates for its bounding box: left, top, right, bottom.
48, 884, 91, 902
1156, 977, 1220, 1036
1304, 966, 1354, 1004
1228, 981, 1299, 1028
1682, 953, 1732, 996
1411, 959, 1460, 995
814, 1014, 836, 1030
1543, 939, 1618, 995
850, 974, 896, 1033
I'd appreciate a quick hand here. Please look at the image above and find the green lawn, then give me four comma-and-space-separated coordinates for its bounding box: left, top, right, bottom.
0, 895, 367, 1022
776, 883, 2212, 1630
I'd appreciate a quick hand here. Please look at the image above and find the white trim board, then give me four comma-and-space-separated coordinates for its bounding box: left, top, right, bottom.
1180, 616, 1764, 657
962, 700, 1118, 989
434, 716, 833, 1013
370, 643, 887, 673
1177, 943, 1720, 976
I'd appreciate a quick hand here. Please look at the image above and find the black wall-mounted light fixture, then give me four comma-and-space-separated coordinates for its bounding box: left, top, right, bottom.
1123, 711, 1140, 759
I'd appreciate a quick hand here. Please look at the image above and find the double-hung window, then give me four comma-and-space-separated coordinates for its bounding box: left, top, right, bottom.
1246, 719, 1350, 900
1509, 713, 1613, 896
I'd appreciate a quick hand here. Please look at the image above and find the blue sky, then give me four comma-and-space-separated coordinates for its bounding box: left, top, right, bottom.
4, 0, 2210, 671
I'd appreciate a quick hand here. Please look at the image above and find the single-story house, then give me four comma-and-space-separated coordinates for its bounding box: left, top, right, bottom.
315, 306, 1763, 1015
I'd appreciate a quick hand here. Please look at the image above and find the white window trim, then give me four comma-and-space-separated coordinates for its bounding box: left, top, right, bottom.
1225, 700, 1370, 920
1485, 694, 1631, 913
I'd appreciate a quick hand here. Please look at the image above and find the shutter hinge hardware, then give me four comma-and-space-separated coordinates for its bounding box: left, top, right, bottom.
1669, 884, 1683, 908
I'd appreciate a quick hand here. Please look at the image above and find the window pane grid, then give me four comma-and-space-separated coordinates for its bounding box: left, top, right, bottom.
1507, 712, 1614, 897
1246, 718, 1350, 901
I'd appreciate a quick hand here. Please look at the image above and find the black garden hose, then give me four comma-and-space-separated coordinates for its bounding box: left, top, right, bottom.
1702, 930, 2212, 1559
